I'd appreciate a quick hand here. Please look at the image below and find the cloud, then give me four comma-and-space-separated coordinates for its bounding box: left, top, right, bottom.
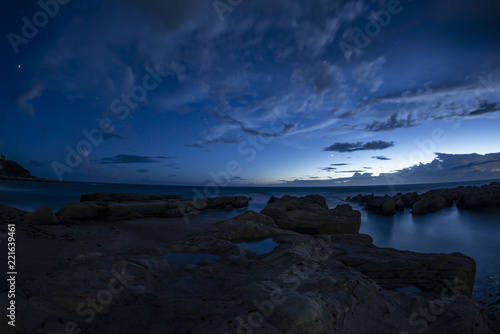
136, 169, 149, 173
99, 155, 173, 164
202, 137, 242, 145
368, 82, 500, 123
324, 140, 395, 152
372, 155, 391, 160
129, 0, 212, 32
468, 101, 500, 116
353, 56, 387, 93
383, 152, 500, 184
291, 61, 343, 94
319, 163, 352, 172
199, 109, 298, 146
185, 143, 204, 148
448, 158, 500, 171
16, 83, 44, 117
335, 170, 366, 173
283, 123, 297, 134
365, 112, 417, 132
288, 152, 500, 186
103, 133, 126, 140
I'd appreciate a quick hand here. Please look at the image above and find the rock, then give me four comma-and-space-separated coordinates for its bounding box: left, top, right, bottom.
55, 194, 251, 221
205, 210, 280, 241
56, 202, 108, 221
337, 245, 476, 297
202, 195, 250, 209
24, 207, 59, 225
305, 194, 328, 209
261, 195, 361, 235
394, 198, 404, 212
128, 285, 146, 295
401, 191, 420, 207
366, 195, 396, 216
75, 252, 104, 262
411, 195, 449, 215
350, 183, 499, 216
107, 201, 173, 218
457, 183, 500, 210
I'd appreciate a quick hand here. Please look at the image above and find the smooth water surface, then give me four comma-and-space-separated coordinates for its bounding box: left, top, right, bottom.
235, 238, 279, 255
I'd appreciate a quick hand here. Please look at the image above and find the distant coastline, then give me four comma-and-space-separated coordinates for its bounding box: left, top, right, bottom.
1, 173, 499, 189
0, 175, 83, 184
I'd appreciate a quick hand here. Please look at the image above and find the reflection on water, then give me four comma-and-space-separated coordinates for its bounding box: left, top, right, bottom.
358, 204, 500, 302
235, 238, 279, 255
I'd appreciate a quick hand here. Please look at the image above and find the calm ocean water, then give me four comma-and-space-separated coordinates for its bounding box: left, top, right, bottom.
1, 178, 499, 304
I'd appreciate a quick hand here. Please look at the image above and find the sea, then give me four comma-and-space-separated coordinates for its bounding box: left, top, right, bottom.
1, 178, 499, 306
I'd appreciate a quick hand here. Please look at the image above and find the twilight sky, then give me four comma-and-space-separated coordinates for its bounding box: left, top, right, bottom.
1, 0, 500, 186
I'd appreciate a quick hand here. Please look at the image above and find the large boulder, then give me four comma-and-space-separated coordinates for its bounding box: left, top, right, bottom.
411, 195, 450, 215
366, 195, 396, 216
24, 207, 59, 225
261, 195, 361, 235
398, 192, 420, 208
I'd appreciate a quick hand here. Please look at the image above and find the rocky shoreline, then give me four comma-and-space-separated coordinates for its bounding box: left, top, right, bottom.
1, 193, 499, 333
346, 182, 500, 216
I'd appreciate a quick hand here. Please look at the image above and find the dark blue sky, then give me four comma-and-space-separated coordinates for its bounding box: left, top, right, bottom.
1, 0, 500, 186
